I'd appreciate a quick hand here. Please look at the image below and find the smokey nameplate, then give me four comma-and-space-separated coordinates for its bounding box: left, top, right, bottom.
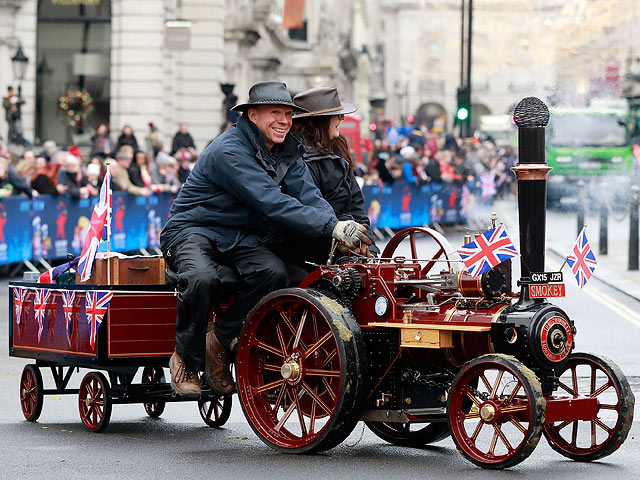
529, 283, 566, 298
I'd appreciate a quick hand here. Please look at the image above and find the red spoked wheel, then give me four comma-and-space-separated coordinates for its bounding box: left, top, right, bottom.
448, 354, 545, 469
366, 422, 450, 447
237, 288, 368, 453
142, 366, 166, 418
544, 352, 634, 461
381, 227, 461, 276
20, 364, 44, 422
78, 371, 112, 432
198, 394, 232, 428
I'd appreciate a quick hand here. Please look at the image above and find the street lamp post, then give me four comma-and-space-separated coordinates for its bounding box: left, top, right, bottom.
11, 44, 29, 97
8, 44, 28, 145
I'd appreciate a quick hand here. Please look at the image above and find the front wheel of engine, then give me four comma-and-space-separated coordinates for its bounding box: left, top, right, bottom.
448, 354, 545, 469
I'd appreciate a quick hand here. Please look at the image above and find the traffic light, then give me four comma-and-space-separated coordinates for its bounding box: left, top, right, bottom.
456, 86, 470, 123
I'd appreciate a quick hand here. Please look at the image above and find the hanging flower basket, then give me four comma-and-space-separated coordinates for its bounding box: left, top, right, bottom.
56, 88, 94, 128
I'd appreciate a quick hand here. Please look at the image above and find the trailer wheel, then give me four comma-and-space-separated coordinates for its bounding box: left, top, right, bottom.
543, 352, 634, 462
237, 288, 368, 453
366, 421, 450, 446
198, 395, 232, 428
448, 354, 545, 469
20, 364, 44, 422
78, 371, 112, 432
142, 366, 166, 418
381, 227, 461, 276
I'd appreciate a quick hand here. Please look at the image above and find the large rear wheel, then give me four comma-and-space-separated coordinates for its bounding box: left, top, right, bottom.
543, 352, 634, 461
237, 288, 368, 453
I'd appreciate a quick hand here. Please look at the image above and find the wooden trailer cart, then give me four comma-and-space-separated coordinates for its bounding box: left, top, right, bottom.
10, 280, 231, 432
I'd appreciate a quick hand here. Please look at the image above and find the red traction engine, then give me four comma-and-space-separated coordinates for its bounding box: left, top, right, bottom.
234, 97, 635, 468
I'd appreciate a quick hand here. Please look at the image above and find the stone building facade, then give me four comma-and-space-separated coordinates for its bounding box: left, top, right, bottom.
380, 0, 565, 130
0, 0, 225, 151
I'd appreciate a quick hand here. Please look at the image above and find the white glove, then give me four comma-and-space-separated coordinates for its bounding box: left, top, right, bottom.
332, 220, 371, 250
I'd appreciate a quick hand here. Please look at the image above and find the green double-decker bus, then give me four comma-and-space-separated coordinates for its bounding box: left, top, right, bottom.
546, 106, 633, 208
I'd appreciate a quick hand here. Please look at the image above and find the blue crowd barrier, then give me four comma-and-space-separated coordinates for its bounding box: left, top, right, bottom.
0, 182, 465, 265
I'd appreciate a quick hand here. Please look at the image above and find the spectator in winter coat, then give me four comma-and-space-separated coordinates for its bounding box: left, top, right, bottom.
170, 123, 196, 156
112, 151, 151, 196
0, 155, 36, 198
115, 124, 140, 153
90, 123, 114, 159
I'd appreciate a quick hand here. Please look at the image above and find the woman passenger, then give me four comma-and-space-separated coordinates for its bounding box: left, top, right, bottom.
289, 86, 379, 264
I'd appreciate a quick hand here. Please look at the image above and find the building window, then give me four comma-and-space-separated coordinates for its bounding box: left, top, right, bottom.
288, 20, 308, 42
36, 0, 111, 146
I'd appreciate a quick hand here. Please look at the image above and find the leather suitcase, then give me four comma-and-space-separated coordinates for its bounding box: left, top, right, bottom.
77, 256, 166, 285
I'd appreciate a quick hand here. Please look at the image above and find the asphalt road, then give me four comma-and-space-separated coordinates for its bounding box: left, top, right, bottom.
1, 234, 639, 479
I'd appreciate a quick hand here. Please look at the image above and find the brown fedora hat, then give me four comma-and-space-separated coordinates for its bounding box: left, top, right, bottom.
293, 87, 357, 118
231, 81, 308, 113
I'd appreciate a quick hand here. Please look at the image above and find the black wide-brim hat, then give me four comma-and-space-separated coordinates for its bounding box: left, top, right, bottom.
292, 87, 357, 118
231, 81, 308, 113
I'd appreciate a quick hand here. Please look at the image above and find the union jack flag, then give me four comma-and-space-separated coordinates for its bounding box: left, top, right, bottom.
13, 288, 27, 326
78, 166, 112, 282
62, 290, 77, 346
34, 288, 51, 344
566, 228, 598, 289
457, 224, 518, 277
85, 291, 113, 351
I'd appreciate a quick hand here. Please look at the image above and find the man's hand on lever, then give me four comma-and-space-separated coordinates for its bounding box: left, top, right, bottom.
332, 220, 372, 251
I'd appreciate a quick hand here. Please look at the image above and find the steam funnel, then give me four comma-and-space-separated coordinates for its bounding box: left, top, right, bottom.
512, 97, 552, 279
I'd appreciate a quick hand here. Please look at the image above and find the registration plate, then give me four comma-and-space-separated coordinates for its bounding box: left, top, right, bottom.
529, 284, 566, 298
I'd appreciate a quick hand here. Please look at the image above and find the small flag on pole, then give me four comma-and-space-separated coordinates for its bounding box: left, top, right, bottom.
566, 227, 597, 288
77, 165, 112, 282
457, 224, 518, 277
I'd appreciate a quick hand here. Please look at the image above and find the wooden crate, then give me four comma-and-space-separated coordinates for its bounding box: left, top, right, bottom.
77, 256, 166, 285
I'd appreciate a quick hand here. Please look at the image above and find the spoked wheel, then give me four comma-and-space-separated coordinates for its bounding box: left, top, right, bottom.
366, 421, 450, 447
448, 354, 545, 469
237, 288, 368, 453
78, 371, 112, 432
198, 394, 232, 428
142, 366, 166, 418
20, 364, 44, 422
543, 352, 634, 461
381, 227, 461, 276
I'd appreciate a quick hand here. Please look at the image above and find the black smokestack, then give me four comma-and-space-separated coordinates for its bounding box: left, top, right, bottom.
512, 97, 551, 279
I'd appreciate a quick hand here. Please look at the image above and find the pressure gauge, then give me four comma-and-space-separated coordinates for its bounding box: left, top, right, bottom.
374, 296, 388, 316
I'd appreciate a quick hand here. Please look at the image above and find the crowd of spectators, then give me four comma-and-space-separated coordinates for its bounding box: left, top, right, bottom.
0, 120, 518, 227
357, 126, 518, 210
0, 122, 198, 201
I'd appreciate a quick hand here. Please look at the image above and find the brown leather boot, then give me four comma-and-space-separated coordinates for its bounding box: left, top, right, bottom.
169, 352, 202, 398
205, 331, 235, 394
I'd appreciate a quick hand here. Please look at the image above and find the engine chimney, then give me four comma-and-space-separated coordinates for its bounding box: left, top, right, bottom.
512, 97, 551, 280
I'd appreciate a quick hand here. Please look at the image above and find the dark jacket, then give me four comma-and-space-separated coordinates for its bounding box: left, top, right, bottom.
160, 115, 338, 254
7, 165, 34, 198
115, 133, 139, 153
302, 146, 379, 256
171, 132, 196, 155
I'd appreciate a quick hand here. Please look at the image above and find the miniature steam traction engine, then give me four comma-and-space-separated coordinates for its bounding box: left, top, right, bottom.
233, 97, 634, 468
9, 98, 634, 469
